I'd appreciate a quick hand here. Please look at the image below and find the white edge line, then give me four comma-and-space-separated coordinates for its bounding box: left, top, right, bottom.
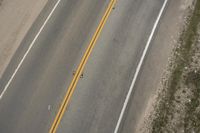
114, 0, 168, 132
0, 0, 62, 99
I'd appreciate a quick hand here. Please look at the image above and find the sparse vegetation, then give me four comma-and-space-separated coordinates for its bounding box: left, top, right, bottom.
184, 70, 200, 132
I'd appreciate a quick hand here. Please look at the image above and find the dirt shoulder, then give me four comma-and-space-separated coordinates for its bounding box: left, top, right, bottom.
0, 0, 47, 78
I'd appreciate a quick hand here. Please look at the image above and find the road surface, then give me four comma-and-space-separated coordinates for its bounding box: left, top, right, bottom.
56, 0, 164, 133
0, 0, 109, 132
0, 0, 165, 132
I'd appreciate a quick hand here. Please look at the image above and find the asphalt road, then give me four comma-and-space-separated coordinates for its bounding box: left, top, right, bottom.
0, 0, 109, 132
0, 0, 165, 133
56, 0, 164, 133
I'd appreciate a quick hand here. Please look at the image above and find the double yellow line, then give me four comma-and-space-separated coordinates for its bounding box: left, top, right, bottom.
49, 0, 116, 132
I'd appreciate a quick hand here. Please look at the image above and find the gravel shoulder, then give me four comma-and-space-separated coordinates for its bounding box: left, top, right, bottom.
0, 0, 47, 78
134, 0, 200, 132
120, 0, 195, 133
150, 0, 200, 132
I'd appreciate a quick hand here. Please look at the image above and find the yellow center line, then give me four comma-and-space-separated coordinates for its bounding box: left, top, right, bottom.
49, 0, 116, 132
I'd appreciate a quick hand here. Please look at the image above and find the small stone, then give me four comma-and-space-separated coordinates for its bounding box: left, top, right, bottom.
194, 69, 197, 73
48, 105, 51, 111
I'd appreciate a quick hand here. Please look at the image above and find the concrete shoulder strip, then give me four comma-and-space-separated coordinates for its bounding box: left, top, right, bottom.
0, 0, 62, 99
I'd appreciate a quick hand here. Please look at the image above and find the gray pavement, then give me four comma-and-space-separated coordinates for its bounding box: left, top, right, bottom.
0, 0, 167, 132
57, 0, 164, 133
0, 0, 109, 132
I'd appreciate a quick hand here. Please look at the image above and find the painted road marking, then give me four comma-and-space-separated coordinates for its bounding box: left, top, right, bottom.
0, 0, 62, 99
49, 0, 116, 133
114, 0, 168, 133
